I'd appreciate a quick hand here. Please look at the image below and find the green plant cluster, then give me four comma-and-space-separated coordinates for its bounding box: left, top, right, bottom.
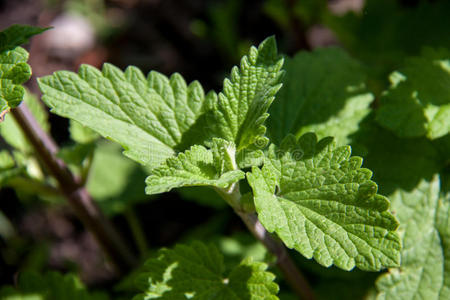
0, 0, 449, 299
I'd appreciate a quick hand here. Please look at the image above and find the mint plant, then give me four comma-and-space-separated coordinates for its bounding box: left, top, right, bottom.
1, 2, 449, 297
0, 25, 47, 120
37, 34, 401, 274
134, 242, 279, 299
0, 271, 108, 300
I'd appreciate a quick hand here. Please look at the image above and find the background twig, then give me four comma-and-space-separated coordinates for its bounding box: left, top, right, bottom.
11, 102, 136, 274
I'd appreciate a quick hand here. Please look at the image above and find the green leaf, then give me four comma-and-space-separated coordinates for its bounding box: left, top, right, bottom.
0, 150, 14, 169
0, 90, 48, 186
376, 48, 450, 139
0, 25, 47, 118
216, 233, 270, 268
0, 89, 49, 153
58, 120, 99, 172
134, 241, 279, 300
86, 141, 150, 216
236, 142, 266, 169
0, 288, 41, 300
0, 47, 30, 116
207, 36, 284, 151
145, 139, 245, 195
247, 133, 401, 271
0, 150, 22, 186
38, 37, 283, 167
267, 47, 372, 145
297, 94, 372, 146
437, 190, 450, 299
69, 120, 99, 144
39, 65, 214, 167
0, 47, 30, 85
324, 0, 450, 80
376, 177, 450, 299
350, 115, 442, 195
57, 143, 95, 166
0, 271, 107, 300
0, 25, 49, 52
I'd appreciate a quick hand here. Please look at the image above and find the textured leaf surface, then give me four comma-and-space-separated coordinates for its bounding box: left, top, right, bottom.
134, 241, 279, 300
145, 139, 244, 195
39, 65, 213, 166
0, 25, 47, 118
376, 177, 450, 299
267, 47, 372, 145
0, 47, 30, 116
39, 37, 283, 167
0, 271, 107, 300
247, 133, 401, 271
208, 36, 284, 151
376, 48, 450, 139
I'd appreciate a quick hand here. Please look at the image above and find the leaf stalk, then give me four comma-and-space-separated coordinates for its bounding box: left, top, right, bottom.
217, 184, 316, 300
125, 207, 149, 257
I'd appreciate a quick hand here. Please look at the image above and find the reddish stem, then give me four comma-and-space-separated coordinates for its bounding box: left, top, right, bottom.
11, 103, 136, 273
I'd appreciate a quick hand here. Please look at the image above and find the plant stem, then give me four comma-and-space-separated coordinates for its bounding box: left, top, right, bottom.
11, 103, 136, 273
125, 208, 148, 257
236, 211, 316, 300
80, 149, 94, 186
216, 184, 316, 300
